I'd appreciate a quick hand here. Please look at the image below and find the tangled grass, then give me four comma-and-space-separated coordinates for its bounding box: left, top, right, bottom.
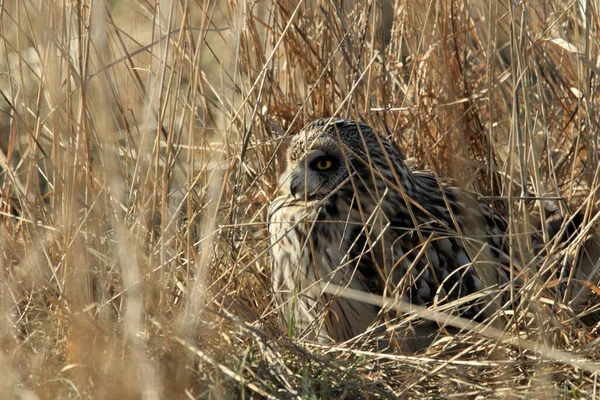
0, 0, 599, 398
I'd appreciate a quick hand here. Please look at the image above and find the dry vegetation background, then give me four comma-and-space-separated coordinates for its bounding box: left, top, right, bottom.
0, 0, 599, 398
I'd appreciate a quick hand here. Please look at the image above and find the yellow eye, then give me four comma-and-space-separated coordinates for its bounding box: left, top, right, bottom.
315, 159, 333, 170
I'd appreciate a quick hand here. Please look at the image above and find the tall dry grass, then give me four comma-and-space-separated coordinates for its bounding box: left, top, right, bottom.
0, 0, 599, 398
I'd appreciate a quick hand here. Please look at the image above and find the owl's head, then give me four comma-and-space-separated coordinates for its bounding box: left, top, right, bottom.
281, 118, 410, 201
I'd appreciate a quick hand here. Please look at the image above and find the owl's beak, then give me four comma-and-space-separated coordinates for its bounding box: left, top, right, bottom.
289, 180, 301, 199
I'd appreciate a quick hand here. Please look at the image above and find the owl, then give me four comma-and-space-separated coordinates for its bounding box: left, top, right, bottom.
267, 118, 557, 351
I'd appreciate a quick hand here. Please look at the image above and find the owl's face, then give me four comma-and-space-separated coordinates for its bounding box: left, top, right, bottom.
283, 133, 354, 201
281, 118, 385, 201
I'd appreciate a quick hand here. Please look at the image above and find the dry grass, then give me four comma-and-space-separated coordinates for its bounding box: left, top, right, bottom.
0, 0, 599, 398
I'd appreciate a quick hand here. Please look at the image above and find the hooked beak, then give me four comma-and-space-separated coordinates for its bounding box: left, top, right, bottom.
289, 179, 301, 199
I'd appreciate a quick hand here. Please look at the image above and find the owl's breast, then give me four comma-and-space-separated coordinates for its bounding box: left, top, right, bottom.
267, 194, 382, 342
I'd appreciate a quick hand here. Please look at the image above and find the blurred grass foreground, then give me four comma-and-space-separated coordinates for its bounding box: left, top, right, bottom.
0, 0, 599, 398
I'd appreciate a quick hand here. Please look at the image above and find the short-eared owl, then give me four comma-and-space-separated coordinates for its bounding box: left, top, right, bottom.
267, 118, 577, 349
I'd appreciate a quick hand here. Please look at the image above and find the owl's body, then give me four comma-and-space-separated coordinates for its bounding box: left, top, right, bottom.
268, 118, 516, 347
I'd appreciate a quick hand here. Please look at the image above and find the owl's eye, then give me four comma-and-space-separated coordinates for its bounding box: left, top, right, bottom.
311, 157, 334, 171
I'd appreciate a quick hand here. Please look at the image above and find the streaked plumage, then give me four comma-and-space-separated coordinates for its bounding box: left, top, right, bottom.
267, 118, 555, 349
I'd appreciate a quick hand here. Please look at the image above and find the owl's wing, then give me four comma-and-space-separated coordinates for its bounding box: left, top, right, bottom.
368, 180, 512, 322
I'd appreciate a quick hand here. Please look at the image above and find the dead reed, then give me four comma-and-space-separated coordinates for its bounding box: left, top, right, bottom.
0, 0, 598, 398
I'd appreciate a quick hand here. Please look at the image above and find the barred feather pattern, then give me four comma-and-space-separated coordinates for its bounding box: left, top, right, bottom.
268, 118, 519, 344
